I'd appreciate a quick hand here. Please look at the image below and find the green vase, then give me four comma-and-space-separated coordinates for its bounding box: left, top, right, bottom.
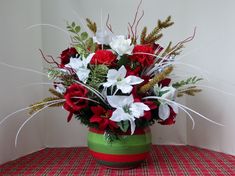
87, 127, 152, 169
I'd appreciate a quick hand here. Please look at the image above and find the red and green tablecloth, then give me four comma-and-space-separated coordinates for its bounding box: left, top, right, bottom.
1, 145, 234, 175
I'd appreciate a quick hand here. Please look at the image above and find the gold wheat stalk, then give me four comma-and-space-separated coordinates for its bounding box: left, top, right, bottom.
139, 66, 173, 93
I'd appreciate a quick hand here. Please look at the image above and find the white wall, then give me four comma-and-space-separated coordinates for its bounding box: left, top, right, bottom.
0, 0, 45, 164
40, 0, 90, 148
184, 0, 235, 155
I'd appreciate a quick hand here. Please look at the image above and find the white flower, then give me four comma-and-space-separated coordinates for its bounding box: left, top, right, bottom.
154, 85, 178, 120
110, 35, 134, 56
107, 95, 150, 134
65, 53, 94, 83
93, 29, 113, 45
103, 66, 144, 94
103, 66, 144, 93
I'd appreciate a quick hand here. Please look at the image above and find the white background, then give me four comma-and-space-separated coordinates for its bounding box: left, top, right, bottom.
0, 0, 235, 164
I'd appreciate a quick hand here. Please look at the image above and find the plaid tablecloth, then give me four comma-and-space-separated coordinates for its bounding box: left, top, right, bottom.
0, 145, 235, 175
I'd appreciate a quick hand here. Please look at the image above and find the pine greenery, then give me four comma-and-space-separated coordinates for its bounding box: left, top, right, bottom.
104, 129, 120, 143
48, 69, 68, 80
140, 16, 174, 45
172, 76, 203, 89
173, 76, 203, 97
87, 65, 108, 90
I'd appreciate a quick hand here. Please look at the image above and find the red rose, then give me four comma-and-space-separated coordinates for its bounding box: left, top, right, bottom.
90, 106, 118, 130
60, 47, 78, 67
130, 45, 155, 66
90, 50, 116, 65
63, 83, 88, 122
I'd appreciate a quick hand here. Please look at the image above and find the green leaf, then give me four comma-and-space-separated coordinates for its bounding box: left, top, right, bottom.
71, 22, 76, 27
90, 44, 97, 53
118, 121, 129, 132
75, 44, 86, 55
85, 38, 96, 53
81, 32, 88, 40
85, 37, 93, 46
117, 55, 129, 66
68, 29, 75, 33
74, 36, 81, 41
75, 43, 84, 49
75, 26, 81, 33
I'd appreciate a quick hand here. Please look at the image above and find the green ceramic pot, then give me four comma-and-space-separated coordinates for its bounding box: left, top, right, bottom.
87, 127, 152, 169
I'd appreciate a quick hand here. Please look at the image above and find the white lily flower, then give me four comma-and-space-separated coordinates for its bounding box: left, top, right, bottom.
154, 85, 178, 120
107, 95, 150, 134
65, 53, 94, 83
93, 29, 113, 45
110, 35, 134, 56
103, 65, 144, 94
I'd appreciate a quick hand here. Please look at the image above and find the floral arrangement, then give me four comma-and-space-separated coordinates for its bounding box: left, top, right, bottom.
29, 12, 204, 141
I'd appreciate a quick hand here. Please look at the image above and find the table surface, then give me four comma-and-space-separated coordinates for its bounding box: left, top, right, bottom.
0, 145, 235, 175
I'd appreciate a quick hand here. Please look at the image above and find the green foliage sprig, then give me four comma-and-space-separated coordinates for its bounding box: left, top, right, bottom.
104, 129, 120, 143
74, 109, 97, 127
117, 121, 129, 133
158, 16, 174, 28
172, 76, 203, 89
87, 65, 108, 90
67, 22, 96, 57
173, 76, 203, 97
48, 68, 75, 86
48, 69, 68, 80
